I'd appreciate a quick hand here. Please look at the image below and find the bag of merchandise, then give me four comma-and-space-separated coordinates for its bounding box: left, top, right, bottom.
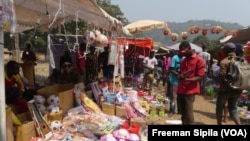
225, 56, 250, 90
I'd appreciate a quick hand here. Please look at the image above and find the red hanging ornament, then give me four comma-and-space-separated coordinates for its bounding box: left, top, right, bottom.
188, 26, 195, 34
181, 32, 188, 40
193, 26, 200, 34
163, 28, 171, 36
211, 26, 216, 34
215, 26, 222, 34
231, 30, 237, 38
202, 28, 208, 36
171, 33, 178, 41
223, 30, 228, 37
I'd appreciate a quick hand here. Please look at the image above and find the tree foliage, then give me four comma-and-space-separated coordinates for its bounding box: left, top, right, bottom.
192, 35, 223, 50
192, 35, 210, 48
97, 0, 128, 24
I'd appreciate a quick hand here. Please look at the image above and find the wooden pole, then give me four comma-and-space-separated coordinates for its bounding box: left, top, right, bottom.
0, 26, 7, 141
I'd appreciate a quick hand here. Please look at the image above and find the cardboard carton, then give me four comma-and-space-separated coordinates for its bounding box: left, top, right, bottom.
101, 102, 115, 115
115, 105, 126, 118
37, 84, 74, 115
6, 108, 14, 141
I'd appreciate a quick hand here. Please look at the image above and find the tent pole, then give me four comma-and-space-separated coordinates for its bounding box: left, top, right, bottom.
0, 27, 7, 141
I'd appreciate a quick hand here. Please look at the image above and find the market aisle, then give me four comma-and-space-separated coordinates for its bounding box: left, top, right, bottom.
191, 95, 234, 125
152, 85, 235, 125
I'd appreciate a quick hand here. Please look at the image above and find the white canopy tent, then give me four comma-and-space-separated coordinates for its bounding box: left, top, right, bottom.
14, 0, 131, 35
167, 42, 202, 53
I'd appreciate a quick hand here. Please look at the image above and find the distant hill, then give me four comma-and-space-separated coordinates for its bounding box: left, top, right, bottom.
142, 20, 245, 46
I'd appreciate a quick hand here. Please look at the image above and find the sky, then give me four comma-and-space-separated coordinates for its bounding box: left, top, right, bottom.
111, 0, 250, 27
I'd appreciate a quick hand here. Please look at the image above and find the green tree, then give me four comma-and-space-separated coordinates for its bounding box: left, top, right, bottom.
192, 35, 211, 49
97, 0, 128, 24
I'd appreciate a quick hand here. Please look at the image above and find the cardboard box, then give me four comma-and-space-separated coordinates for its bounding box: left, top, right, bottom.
102, 102, 115, 115
115, 105, 126, 118
15, 112, 36, 141
15, 112, 48, 141
47, 110, 63, 124
37, 84, 74, 115
6, 108, 14, 141
130, 118, 147, 128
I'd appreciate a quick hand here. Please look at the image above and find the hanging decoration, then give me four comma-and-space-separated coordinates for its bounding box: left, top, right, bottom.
171, 33, 179, 41
48, 0, 63, 28
181, 32, 188, 40
165, 25, 239, 42
163, 27, 171, 36
84, 30, 96, 45
1, 0, 16, 33
95, 34, 108, 48
188, 26, 200, 34
231, 30, 237, 38
202, 28, 208, 36
210, 26, 222, 34
223, 30, 228, 37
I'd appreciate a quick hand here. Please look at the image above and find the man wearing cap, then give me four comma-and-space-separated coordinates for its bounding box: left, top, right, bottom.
216, 42, 241, 125
177, 41, 205, 125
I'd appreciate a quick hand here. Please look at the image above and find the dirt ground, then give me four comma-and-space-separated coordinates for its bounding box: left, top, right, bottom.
28, 53, 236, 125
150, 86, 236, 125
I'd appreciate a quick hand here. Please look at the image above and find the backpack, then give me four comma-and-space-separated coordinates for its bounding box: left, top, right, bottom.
225, 56, 250, 90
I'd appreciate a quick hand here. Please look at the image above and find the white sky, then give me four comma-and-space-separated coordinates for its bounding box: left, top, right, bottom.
111, 0, 250, 27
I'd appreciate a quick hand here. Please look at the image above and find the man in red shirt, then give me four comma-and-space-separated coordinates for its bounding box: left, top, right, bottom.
177, 41, 205, 125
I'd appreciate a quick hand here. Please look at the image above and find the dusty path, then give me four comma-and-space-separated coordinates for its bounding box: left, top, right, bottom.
192, 95, 234, 125
152, 86, 235, 125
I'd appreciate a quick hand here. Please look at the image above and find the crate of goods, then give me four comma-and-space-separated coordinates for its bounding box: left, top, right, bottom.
102, 102, 115, 115
37, 84, 74, 115
104, 93, 117, 104
130, 117, 147, 128
6, 108, 14, 141
15, 112, 47, 141
47, 110, 63, 124
115, 105, 126, 118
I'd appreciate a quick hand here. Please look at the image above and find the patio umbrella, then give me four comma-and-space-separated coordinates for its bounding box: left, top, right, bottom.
124, 20, 168, 34
168, 42, 202, 53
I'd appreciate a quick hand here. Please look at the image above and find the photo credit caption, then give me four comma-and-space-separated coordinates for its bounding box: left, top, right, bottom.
148, 125, 249, 140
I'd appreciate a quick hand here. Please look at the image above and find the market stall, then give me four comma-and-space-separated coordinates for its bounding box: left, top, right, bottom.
1, 0, 132, 140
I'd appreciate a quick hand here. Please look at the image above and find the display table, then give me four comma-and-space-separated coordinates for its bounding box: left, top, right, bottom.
240, 116, 250, 125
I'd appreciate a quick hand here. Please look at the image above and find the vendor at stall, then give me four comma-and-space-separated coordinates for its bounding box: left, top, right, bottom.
5, 60, 29, 114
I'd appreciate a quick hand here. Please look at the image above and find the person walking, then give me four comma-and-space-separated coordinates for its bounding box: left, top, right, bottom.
216, 42, 242, 125
177, 41, 205, 125
141, 51, 158, 95
198, 45, 211, 95
168, 50, 183, 115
